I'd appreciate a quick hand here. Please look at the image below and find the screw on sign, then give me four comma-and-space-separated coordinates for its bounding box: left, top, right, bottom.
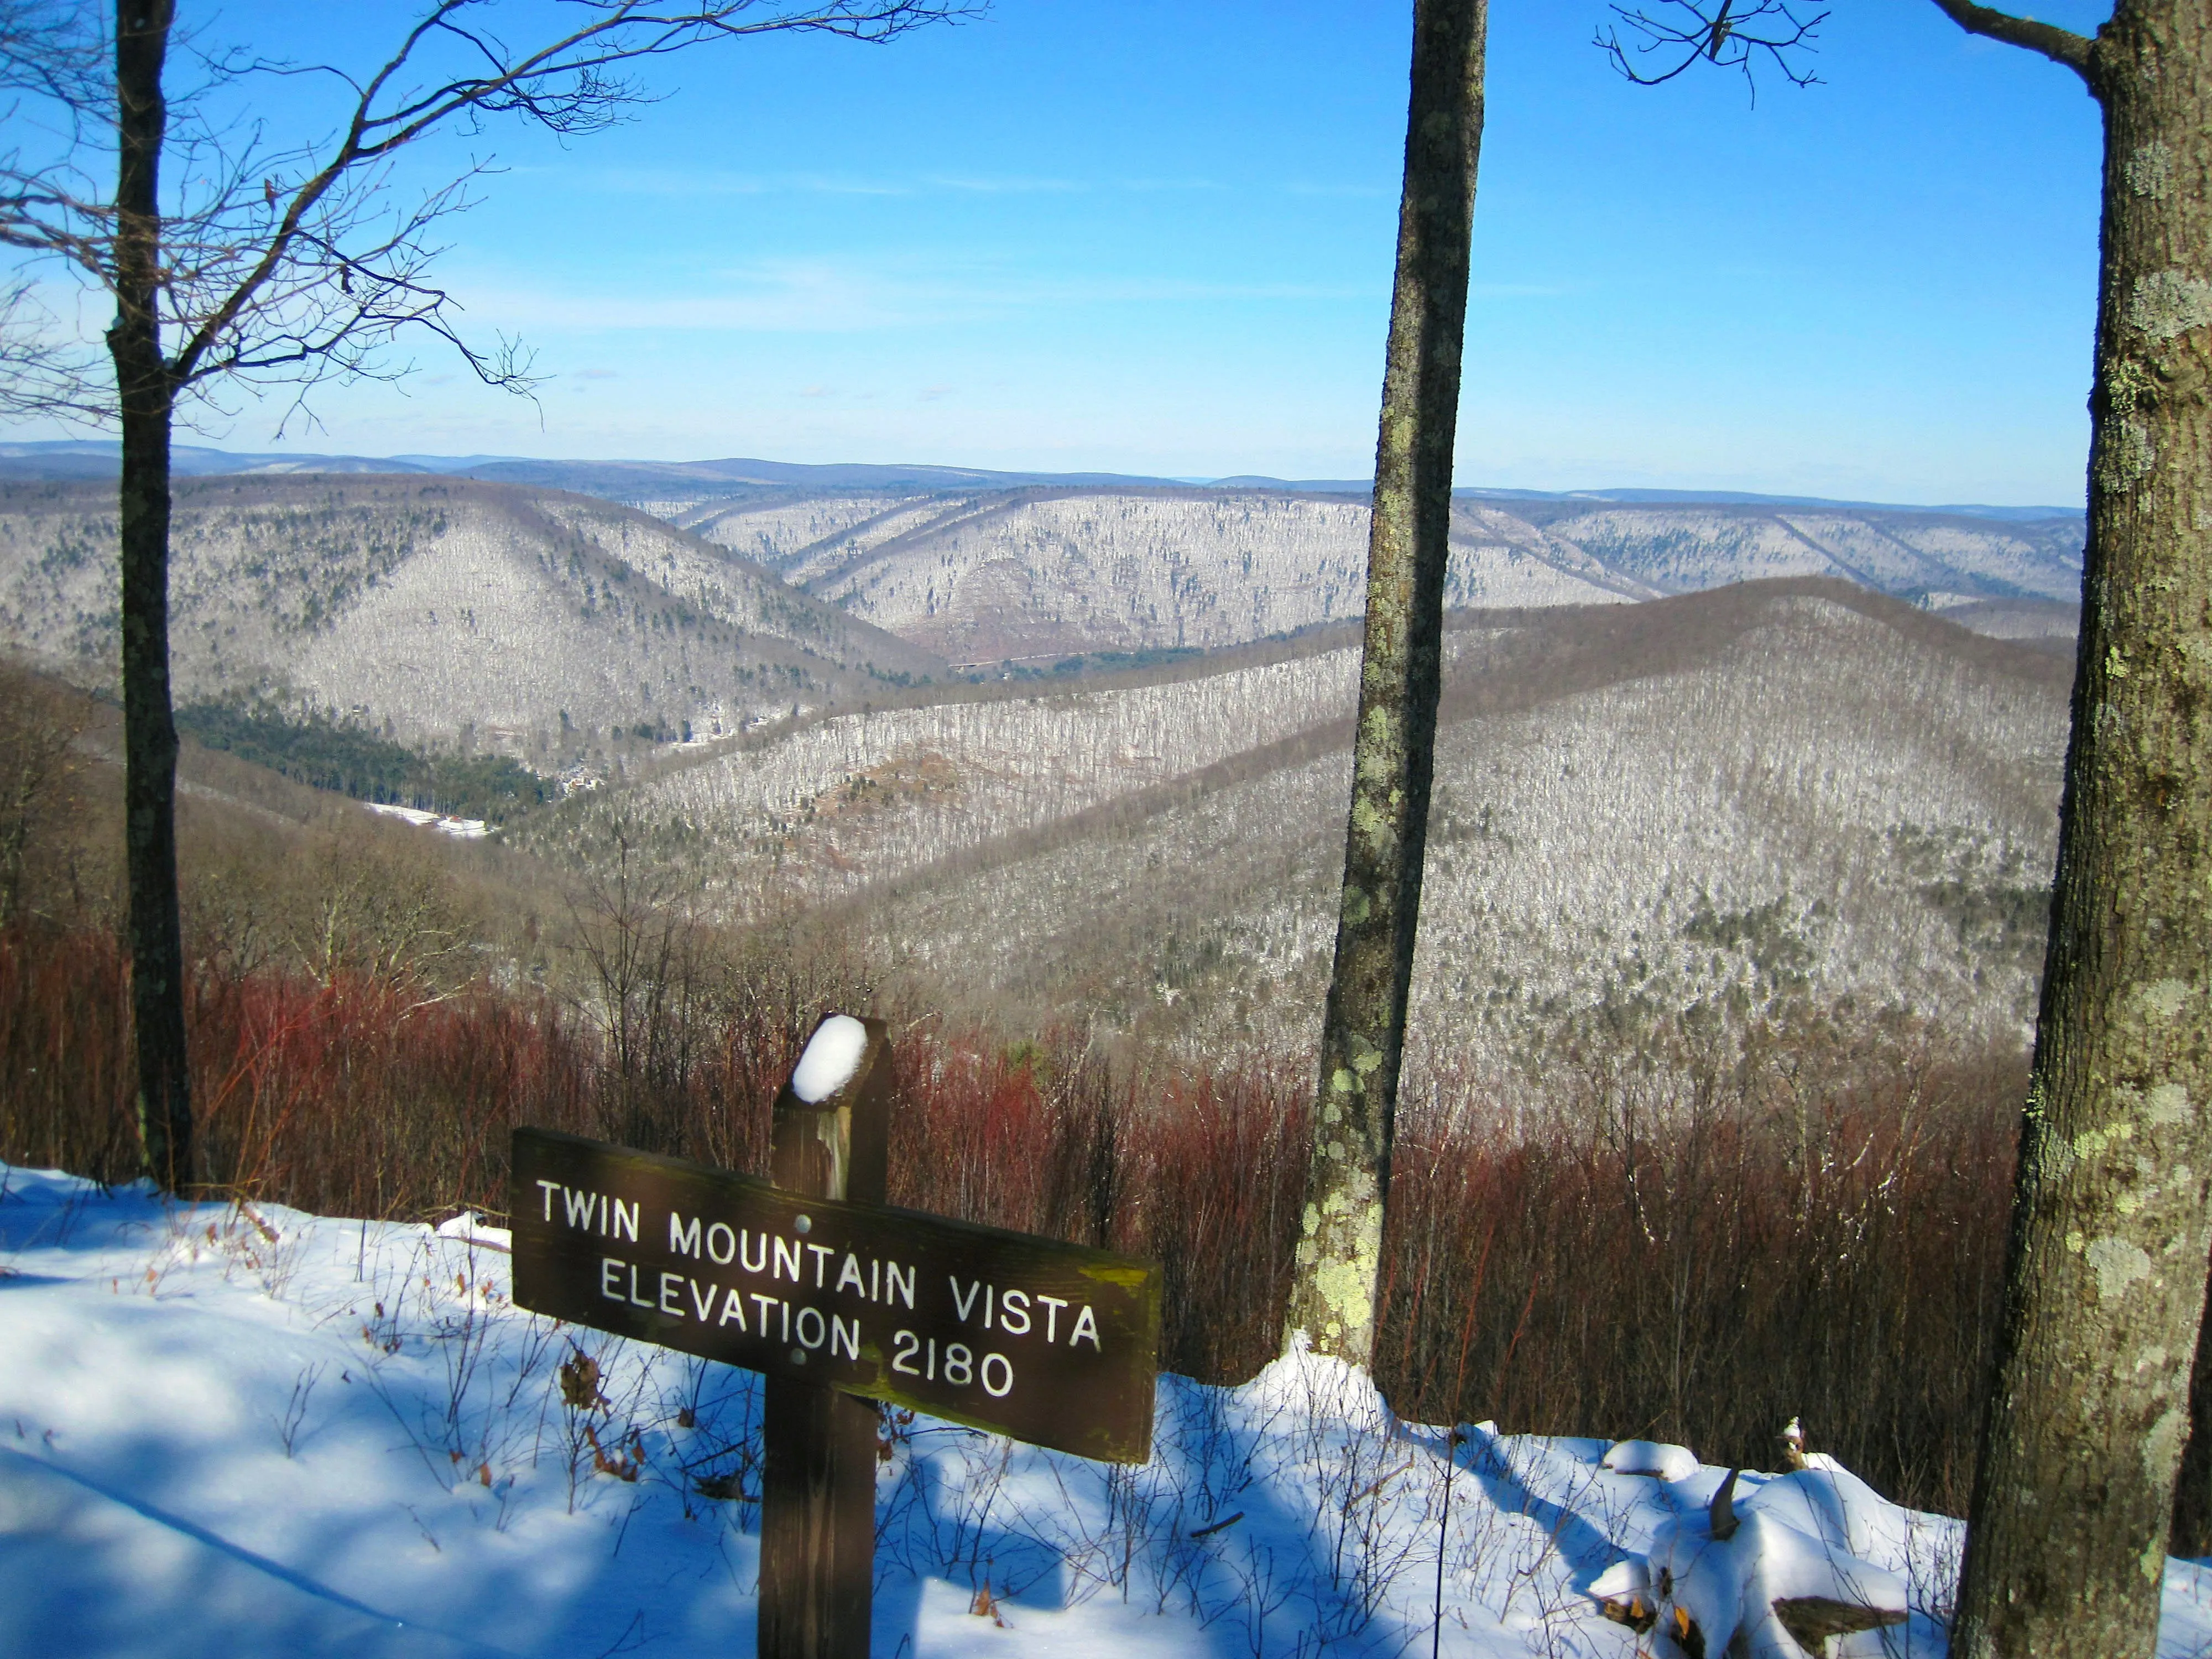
509, 1014, 1163, 1659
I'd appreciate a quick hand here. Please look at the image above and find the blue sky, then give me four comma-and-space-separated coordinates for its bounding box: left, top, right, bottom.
10, 2, 2115, 504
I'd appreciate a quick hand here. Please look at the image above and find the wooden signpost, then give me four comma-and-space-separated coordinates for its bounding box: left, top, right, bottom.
509, 1014, 1162, 1659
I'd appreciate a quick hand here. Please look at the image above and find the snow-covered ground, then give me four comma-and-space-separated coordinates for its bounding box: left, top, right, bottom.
4, 1163, 2210, 1658
362, 802, 493, 839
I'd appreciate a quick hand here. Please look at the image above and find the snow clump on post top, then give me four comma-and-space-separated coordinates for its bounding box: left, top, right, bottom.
791, 1015, 870, 1103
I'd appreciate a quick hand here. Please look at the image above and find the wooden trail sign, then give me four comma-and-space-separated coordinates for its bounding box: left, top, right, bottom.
510, 1125, 1162, 1459
509, 1014, 1162, 1658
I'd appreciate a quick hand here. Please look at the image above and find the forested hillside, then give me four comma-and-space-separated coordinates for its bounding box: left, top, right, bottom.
528, 578, 2067, 1071
678, 481, 2082, 662
0, 476, 939, 763
0, 465, 2075, 1076
0, 450, 2085, 676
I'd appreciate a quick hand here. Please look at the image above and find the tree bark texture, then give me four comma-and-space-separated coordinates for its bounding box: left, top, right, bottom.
1283, 0, 1485, 1368
1953, 5, 2212, 1652
106, 0, 191, 1190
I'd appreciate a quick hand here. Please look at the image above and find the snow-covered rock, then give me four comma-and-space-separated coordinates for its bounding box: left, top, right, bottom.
1589, 1463, 1908, 1659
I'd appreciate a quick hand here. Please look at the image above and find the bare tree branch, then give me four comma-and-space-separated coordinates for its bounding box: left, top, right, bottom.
0, 0, 973, 1190
0, 0, 979, 422
1924, 0, 2094, 83
0, 1, 103, 111
0, 274, 108, 421
1597, 1, 1828, 98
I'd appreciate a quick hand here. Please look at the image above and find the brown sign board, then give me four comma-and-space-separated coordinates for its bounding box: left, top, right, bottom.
511, 1126, 1162, 1463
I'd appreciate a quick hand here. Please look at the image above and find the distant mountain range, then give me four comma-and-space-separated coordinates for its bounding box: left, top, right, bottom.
0, 473, 935, 756
0, 443, 2086, 738
0, 441, 2073, 1067
517, 577, 2068, 1067
682, 484, 2084, 664
0, 440, 2081, 522
0, 440, 1206, 496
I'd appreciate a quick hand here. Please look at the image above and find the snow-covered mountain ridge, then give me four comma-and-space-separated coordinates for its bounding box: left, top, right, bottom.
0, 463, 2081, 749
529, 578, 2070, 1071
674, 483, 2082, 663
0, 476, 940, 758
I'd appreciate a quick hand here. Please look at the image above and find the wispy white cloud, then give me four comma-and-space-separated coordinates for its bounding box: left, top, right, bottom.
450, 255, 1375, 336
522, 165, 914, 198
1284, 181, 1394, 200
921, 175, 1086, 194
919, 174, 1224, 195
520, 165, 1233, 200
1005, 271, 1370, 305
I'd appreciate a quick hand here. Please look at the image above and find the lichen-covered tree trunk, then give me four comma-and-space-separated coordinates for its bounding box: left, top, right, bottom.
108, 0, 192, 1190
1952, 5, 2212, 1652
1282, 0, 1485, 1366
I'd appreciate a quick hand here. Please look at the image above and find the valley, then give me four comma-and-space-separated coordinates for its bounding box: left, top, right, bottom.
0, 455, 2076, 1078
529, 578, 2067, 1074
0, 474, 938, 763
0, 455, 2093, 1646
685, 481, 2083, 664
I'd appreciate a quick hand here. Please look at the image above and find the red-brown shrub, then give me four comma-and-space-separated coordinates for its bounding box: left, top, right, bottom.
0, 918, 2015, 1512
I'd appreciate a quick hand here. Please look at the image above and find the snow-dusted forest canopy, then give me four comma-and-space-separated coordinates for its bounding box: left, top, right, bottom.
677, 479, 2083, 665
511, 576, 2065, 1076
0, 476, 937, 759
0, 465, 2074, 1071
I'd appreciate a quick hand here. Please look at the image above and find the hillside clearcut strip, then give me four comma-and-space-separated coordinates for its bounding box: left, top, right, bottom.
510, 1126, 1161, 1463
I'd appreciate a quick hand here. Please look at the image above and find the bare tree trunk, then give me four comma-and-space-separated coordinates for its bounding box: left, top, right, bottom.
1283, 0, 1485, 1367
1952, 4, 2212, 1651
107, 0, 191, 1190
